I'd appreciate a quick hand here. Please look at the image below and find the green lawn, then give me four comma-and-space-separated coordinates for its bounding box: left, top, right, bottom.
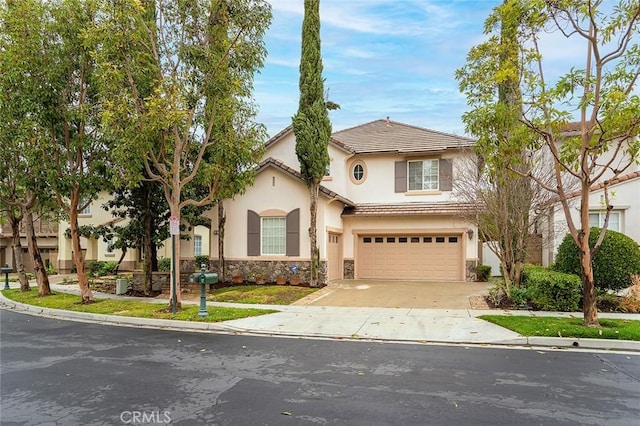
209, 285, 318, 305
480, 315, 640, 341
1, 289, 276, 322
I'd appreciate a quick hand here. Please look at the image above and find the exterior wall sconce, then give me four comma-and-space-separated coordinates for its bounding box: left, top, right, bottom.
467, 229, 474, 240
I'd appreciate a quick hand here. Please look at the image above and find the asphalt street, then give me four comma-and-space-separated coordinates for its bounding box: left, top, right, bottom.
1, 310, 639, 426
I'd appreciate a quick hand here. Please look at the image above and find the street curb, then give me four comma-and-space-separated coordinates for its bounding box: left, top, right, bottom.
526, 336, 640, 352
1, 293, 639, 352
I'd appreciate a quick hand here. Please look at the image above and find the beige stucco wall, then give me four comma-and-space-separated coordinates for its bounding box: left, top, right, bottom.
157, 225, 210, 260
223, 166, 310, 260
319, 144, 352, 196
337, 152, 461, 204
264, 131, 299, 170
57, 192, 140, 271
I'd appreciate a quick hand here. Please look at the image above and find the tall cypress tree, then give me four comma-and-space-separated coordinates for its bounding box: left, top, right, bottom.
292, 0, 331, 287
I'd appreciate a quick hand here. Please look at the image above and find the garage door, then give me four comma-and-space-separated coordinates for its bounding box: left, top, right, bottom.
357, 234, 463, 281
327, 233, 342, 281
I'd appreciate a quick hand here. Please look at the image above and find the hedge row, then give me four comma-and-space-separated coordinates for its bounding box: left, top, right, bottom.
512, 264, 582, 312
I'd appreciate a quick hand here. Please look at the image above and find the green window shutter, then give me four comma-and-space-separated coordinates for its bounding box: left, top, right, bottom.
247, 210, 260, 256
395, 161, 407, 192
286, 208, 300, 256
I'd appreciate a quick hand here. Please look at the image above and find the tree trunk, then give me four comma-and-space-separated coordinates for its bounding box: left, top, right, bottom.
9, 213, 30, 291
309, 182, 320, 287
578, 232, 599, 327
168, 204, 182, 310
218, 201, 226, 284
24, 211, 51, 296
143, 192, 154, 295
69, 204, 93, 303
115, 248, 126, 274
143, 237, 153, 296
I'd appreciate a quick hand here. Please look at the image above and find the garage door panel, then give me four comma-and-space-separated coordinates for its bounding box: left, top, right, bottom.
357, 234, 463, 281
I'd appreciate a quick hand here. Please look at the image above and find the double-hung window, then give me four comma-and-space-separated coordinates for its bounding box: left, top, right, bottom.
589, 211, 621, 232
261, 217, 286, 255
408, 159, 439, 191
194, 235, 202, 257
78, 199, 92, 215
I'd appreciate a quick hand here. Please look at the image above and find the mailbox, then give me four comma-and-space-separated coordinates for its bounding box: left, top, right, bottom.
189, 272, 218, 285
1, 264, 12, 290
190, 266, 218, 317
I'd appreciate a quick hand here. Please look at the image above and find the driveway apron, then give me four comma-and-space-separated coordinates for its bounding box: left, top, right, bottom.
294, 279, 493, 309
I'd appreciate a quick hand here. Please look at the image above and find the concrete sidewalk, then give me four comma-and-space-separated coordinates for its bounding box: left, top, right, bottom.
1, 280, 639, 353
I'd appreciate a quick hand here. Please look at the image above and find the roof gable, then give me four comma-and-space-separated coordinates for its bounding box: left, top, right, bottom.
256, 157, 354, 206
332, 118, 475, 154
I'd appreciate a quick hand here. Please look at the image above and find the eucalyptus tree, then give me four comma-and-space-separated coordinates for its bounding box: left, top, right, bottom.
38, 0, 112, 303
456, 0, 640, 326
94, 0, 271, 309
292, 0, 332, 287
0, 0, 54, 294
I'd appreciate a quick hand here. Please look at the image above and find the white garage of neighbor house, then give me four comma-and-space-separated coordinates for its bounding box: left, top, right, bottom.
204, 118, 480, 284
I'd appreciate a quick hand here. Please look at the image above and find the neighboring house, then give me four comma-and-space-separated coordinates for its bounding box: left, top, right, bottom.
209, 118, 479, 283
56, 192, 210, 273
542, 170, 640, 267
0, 217, 58, 272
541, 123, 640, 266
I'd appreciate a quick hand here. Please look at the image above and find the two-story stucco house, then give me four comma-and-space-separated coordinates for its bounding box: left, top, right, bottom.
209, 118, 479, 284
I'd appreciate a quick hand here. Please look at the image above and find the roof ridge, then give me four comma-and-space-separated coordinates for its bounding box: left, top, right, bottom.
332, 118, 386, 135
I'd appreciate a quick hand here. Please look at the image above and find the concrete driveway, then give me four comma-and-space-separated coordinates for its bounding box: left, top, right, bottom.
294, 279, 494, 309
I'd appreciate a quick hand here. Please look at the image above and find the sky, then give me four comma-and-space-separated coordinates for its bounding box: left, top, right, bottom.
252, 0, 608, 139
253, 0, 504, 138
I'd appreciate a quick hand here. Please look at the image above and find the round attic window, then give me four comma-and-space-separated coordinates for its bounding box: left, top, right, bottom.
350, 161, 367, 184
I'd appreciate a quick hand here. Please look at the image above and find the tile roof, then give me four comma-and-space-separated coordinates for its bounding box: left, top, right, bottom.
564, 170, 640, 200
263, 125, 354, 154
256, 157, 355, 206
263, 125, 293, 149
342, 202, 480, 217
332, 118, 476, 154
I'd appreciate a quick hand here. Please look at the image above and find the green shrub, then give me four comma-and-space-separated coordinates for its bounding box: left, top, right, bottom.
509, 285, 531, 307
521, 264, 546, 283
596, 292, 623, 313
194, 255, 209, 270
554, 227, 640, 292
45, 262, 57, 275
158, 257, 171, 272
522, 266, 581, 312
87, 261, 118, 277
474, 264, 491, 282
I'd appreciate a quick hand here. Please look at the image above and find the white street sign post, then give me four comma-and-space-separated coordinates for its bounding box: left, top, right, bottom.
169, 217, 179, 314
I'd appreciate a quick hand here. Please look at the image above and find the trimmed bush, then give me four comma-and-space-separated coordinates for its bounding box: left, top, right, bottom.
474, 264, 491, 282
521, 266, 581, 312
554, 227, 640, 292
194, 255, 209, 270
158, 257, 171, 272
87, 261, 117, 277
